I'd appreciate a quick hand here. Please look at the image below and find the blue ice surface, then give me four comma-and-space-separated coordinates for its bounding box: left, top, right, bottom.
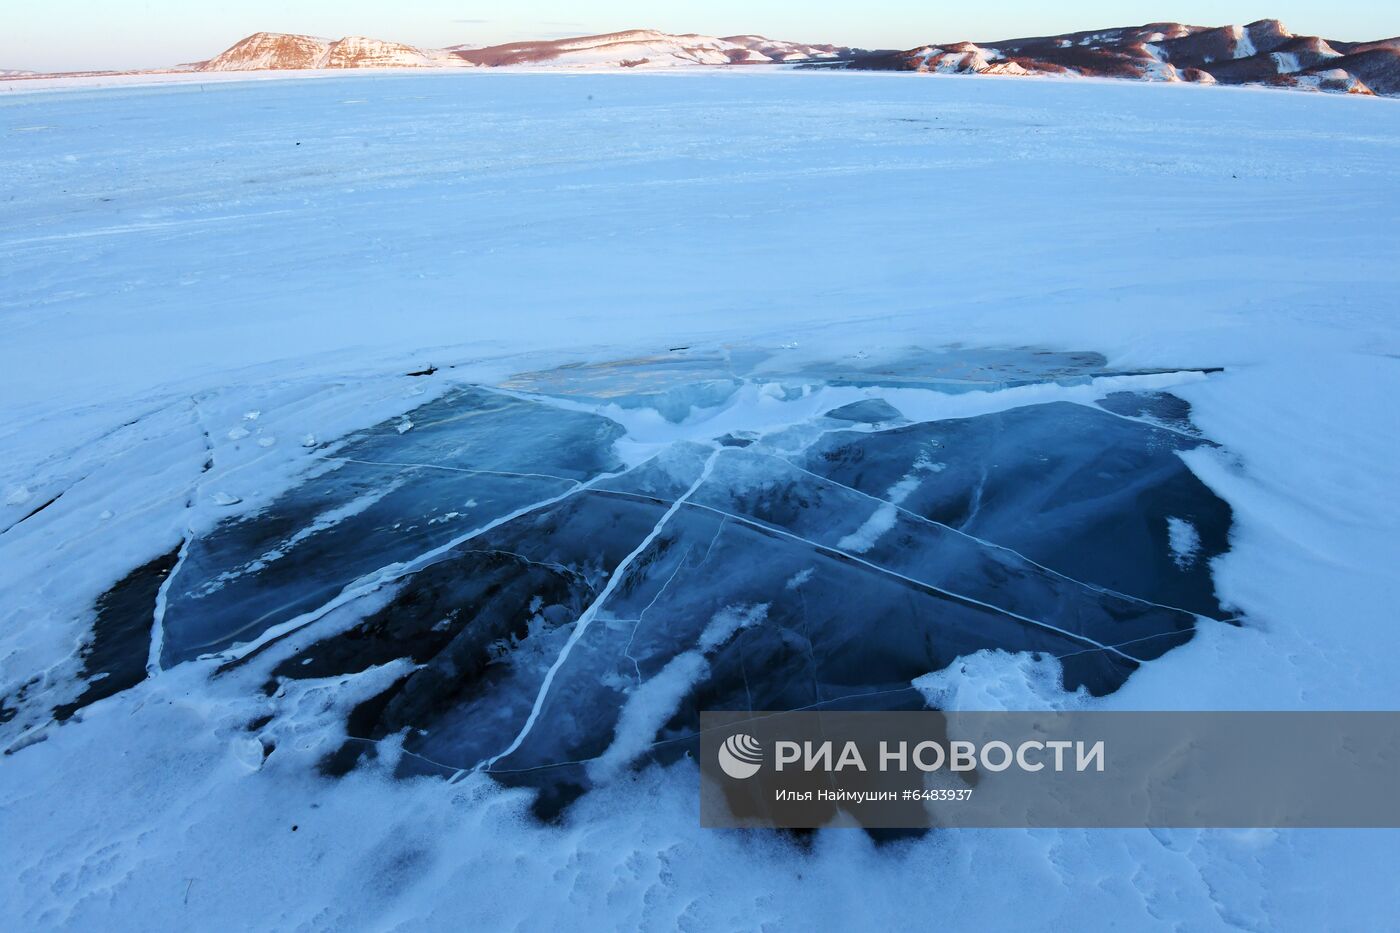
84, 346, 1231, 813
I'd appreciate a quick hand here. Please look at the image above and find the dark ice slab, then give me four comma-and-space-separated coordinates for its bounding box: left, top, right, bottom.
72, 347, 1235, 818
802, 400, 1231, 618
789, 347, 1156, 394
1095, 390, 1202, 436
158, 387, 625, 664
288, 482, 1138, 802
52, 548, 180, 722
692, 449, 1199, 657
780, 347, 1219, 398
487, 500, 1138, 773
280, 489, 674, 776
330, 386, 626, 480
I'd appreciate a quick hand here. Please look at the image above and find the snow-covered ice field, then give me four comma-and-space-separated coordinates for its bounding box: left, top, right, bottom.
2, 71, 1399, 929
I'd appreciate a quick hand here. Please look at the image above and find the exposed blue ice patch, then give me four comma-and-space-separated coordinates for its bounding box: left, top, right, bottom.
802, 400, 1231, 619
157, 387, 625, 664
501, 353, 747, 423
64, 346, 1234, 818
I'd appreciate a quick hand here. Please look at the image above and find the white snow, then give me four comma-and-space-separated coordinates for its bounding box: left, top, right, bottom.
2, 71, 1399, 929
915, 649, 1089, 711
784, 567, 815, 590
836, 452, 939, 552
836, 499, 898, 552
1233, 24, 1258, 59
1140, 61, 1181, 82
1166, 516, 1202, 568
590, 603, 767, 783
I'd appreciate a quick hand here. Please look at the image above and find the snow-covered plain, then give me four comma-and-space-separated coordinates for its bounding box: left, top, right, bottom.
2, 71, 1399, 929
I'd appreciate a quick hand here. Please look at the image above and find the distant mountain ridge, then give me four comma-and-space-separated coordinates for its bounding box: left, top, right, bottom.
7, 21, 1397, 97
823, 19, 1400, 96
196, 29, 847, 72
447, 29, 847, 67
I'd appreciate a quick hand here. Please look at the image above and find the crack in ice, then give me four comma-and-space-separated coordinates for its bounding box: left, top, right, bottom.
207, 470, 626, 668
620, 516, 727, 685
455, 547, 595, 589
325, 455, 581, 485
593, 488, 1151, 663
147, 396, 215, 675
780, 460, 1206, 619
1073, 399, 1206, 443
477, 448, 723, 772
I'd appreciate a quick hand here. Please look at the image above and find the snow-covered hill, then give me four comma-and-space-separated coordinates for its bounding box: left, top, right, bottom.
451, 29, 846, 67
12, 21, 1397, 97
191, 29, 846, 73
199, 32, 471, 71
831, 19, 1400, 96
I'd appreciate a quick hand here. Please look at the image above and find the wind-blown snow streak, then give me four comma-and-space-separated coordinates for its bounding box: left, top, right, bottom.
589, 602, 768, 783
835, 456, 938, 553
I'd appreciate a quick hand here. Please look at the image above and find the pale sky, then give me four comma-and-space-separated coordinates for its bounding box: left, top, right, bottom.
3, 1, 1396, 73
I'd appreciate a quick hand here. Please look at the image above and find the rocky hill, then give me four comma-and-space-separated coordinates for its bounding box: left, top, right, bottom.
823, 20, 1399, 96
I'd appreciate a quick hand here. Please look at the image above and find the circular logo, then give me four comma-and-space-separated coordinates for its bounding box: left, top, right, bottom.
718, 733, 763, 779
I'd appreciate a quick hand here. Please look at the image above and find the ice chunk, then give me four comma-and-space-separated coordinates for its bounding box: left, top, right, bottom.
1096, 390, 1202, 436
823, 398, 903, 423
